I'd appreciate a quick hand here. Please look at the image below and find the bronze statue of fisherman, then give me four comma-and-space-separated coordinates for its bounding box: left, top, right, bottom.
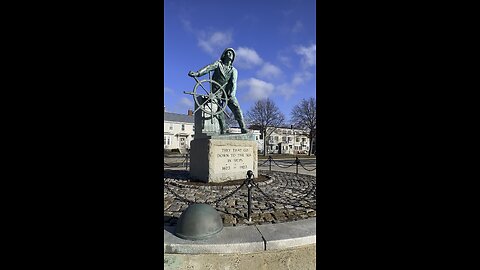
188, 48, 248, 134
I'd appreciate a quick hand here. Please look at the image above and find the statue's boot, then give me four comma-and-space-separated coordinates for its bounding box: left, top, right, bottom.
238, 117, 248, 133
218, 117, 227, 134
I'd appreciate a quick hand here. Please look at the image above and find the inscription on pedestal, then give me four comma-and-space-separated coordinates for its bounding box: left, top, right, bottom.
189, 138, 258, 183
213, 146, 254, 173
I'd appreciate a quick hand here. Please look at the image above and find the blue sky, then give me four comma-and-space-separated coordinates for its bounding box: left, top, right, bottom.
164, 0, 316, 123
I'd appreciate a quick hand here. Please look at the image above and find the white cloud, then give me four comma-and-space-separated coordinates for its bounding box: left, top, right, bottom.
295, 44, 316, 68
256, 62, 282, 80
292, 71, 313, 86
277, 83, 296, 100
198, 31, 233, 54
292, 21, 303, 33
180, 97, 193, 108
234, 47, 263, 69
278, 55, 291, 67
164, 86, 173, 94
238, 78, 274, 101
273, 70, 313, 100
180, 18, 193, 33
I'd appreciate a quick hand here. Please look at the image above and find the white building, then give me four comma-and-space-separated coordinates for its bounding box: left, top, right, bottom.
228, 127, 264, 152
249, 126, 311, 155
164, 109, 194, 153
164, 109, 312, 155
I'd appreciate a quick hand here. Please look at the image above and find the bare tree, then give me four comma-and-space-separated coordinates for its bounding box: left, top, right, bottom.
245, 98, 285, 156
291, 97, 316, 156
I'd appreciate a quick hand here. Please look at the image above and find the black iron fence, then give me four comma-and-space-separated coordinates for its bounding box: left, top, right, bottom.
164, 154, 189, 170
165, 154, 316, 175
257, 156, 316, 174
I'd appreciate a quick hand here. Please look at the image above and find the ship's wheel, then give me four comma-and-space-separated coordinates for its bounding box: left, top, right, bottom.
184, 79, 229, 117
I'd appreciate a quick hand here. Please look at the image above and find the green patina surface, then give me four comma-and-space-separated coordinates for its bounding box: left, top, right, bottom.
187, 48, 248, 135
200, 133, 256, 141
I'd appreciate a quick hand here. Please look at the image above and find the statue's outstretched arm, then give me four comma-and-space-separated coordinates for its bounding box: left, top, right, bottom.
190, 61, 219, 77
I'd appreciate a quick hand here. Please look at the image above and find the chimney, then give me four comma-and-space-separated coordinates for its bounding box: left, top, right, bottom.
187, 109, 193, 116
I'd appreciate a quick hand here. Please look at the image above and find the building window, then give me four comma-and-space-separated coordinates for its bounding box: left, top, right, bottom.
256, 136, 258, 140
164, 136, 166, 145
169, 124, 173, 130
274, 136, 278, 141
181, 124, 185, 131
296, 138, 300, 142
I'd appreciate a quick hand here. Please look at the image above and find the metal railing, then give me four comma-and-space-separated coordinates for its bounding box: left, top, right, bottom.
164, 154, 189, 170
164, 154, 316, 175
258, 156, 316, 174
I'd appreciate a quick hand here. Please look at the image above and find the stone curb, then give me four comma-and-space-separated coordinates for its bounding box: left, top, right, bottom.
164, 218, 316, 254
164, 173, 274, 190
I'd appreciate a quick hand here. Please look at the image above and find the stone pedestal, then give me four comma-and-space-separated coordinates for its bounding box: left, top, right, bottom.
190, 134, 258, 183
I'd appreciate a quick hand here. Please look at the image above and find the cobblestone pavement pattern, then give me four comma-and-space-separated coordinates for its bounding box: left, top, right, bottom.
164, 170, 316, 227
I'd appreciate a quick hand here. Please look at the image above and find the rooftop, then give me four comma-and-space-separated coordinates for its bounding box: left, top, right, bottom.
164, 112, 194, 123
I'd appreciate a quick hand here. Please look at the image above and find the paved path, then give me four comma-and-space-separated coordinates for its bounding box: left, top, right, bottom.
164, 170, 316, 227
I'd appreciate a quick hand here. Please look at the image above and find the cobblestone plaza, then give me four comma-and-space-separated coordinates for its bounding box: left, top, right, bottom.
164, 170, 316, 227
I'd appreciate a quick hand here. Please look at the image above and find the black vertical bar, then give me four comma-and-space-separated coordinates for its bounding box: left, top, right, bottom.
185, 154, 189, 170
269, 156, 272, 172
247, 184, 252, 222
296, 157, 299, 175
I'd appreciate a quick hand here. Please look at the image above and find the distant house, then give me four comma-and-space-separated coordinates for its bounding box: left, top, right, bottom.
164, 109, 194, 153
248, 125, 311, 155
163, 108, 312, 155
228, 127, 263, 152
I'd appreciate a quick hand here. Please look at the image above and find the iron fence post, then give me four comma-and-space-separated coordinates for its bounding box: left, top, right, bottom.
268, 156, 272, 172
246, 170, 254, 222
295, 157, 300, 175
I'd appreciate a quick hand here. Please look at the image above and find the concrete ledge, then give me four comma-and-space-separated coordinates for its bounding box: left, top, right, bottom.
256, 218, 316, 250
164, 225, 265, 254
164, 218, 316, 254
